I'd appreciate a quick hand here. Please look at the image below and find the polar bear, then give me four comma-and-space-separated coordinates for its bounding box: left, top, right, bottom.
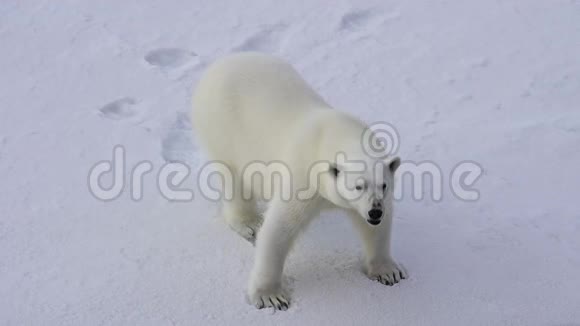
192, 53, 406, 310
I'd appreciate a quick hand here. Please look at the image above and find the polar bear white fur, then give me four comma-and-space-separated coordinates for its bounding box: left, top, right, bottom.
192, 53, 406, 310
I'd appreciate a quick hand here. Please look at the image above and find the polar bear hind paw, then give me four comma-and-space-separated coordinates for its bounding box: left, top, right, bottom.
227, 218, 263, 244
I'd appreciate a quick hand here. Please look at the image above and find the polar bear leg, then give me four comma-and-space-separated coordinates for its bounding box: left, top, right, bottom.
248, 199, 318, 310
223, 196, 262, 244
222, 171, 263, 244
347, 211, 408, 286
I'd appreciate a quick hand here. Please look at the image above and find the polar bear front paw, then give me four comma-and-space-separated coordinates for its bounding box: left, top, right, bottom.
367, 258, 408, 286
248, 287, 290, 311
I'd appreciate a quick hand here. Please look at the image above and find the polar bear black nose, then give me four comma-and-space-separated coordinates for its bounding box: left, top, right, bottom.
368, 209, 383, 220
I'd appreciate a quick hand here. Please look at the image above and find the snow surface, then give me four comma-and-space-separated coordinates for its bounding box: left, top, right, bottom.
1, 0, 580, 325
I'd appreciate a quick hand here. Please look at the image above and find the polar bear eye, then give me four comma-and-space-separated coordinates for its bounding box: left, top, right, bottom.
381, 183, 387, 191
355, 182, 367, 191
329, 164, 340, 178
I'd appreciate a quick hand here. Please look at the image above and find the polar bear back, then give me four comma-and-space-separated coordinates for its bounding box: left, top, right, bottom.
192, 53, 331, 165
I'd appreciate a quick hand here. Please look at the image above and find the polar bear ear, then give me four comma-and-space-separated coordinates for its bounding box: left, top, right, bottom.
329, 163, 340, 178
388, 157, 401, 173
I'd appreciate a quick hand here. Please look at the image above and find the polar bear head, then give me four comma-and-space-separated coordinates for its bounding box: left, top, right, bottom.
321, 155, 401, 226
